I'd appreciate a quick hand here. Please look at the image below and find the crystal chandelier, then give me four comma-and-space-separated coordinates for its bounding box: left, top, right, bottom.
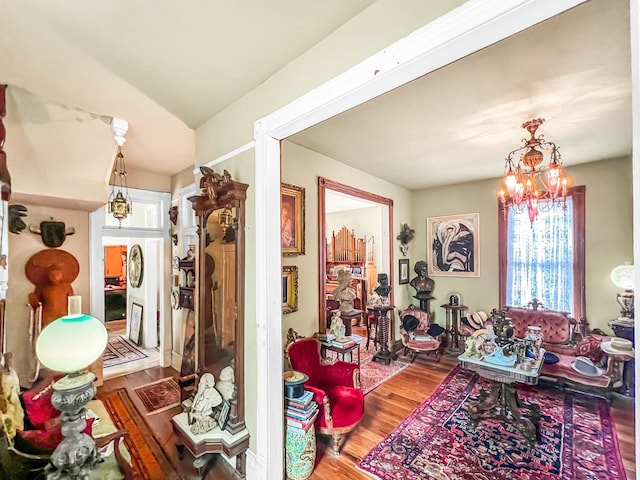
108, 118, 131, 226
498, 118, 568, 222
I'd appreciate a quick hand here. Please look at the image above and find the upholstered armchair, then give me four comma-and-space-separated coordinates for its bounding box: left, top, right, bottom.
398, 305, 443, 363
286, 332, 365, 455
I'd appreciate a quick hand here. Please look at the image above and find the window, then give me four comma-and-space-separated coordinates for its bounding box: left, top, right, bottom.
499, 186, 585, 319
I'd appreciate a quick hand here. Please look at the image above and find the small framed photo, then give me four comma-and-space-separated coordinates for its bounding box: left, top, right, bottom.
218, 400, 231, 430
398, 259, 410, 285
282, 266, 299, 314
281, 183, 305, 255
426, 212, 480, 277
129, 302, 143, 345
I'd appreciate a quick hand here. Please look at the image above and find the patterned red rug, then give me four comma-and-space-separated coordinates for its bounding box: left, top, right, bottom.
133, 377, 181, 415
103, 334, 148, 368
358, 366, 626, 480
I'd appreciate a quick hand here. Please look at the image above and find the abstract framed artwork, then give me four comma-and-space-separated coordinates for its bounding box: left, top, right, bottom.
426, 213, 479, 277
398, 258, 410, 284
281, 183, 305, 255
282, 265, 299, 314
129, 302, 144, 345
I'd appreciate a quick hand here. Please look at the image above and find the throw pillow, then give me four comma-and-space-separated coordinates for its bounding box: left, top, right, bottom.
15, 417, 94, 454
575, 336, 605, 364
20, 375, 63, 430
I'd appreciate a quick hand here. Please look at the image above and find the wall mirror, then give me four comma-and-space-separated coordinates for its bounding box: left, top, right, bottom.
317, 177, 394, 333
187, 168, 248, 434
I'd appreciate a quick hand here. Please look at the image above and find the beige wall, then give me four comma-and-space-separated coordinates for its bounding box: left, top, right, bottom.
409, 156, 633, 332
281, 141, 413, 338
6, 203, 90, 386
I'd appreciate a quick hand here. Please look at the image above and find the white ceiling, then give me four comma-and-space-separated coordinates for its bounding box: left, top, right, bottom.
0, 0, 632, 198
1, 0, 375, 179
290, 0, 632, 191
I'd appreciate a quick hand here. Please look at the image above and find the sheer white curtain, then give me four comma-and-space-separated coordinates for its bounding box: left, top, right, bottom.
506, 198, 574, 313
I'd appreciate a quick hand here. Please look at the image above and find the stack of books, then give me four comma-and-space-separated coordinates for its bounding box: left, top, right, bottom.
285, 390, 318, 433
329, 336, 357, 348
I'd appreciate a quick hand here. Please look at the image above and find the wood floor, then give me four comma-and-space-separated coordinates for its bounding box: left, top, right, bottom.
100, 354, 636, 480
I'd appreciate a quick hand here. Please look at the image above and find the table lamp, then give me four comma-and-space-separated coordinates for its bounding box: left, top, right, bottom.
35, 295, 108, 479
610, 264, 634, 320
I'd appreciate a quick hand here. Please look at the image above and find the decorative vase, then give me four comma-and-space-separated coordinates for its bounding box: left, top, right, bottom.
285, 425, 316, 480
525, 325, 544, 359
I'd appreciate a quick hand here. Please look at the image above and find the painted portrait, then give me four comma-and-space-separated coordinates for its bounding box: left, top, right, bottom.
427, 213, 479, 277
281, 183, 305, 255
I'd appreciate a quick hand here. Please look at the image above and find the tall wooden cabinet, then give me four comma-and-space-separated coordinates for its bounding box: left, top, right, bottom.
172, 168, 249, 478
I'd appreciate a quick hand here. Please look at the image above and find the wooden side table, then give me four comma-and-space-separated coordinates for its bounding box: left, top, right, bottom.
321, 341, 361, 367
441, 304, 467, 355
608, 319, 635, 397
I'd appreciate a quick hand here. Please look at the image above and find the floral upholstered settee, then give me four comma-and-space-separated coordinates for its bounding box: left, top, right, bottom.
461, 301, 626, 395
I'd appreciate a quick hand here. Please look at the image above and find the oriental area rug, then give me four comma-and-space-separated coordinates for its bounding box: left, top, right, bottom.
133, 377, 181, 415
103, 335, 148, 368
360, 355, 410, 395
97, 388, 180, 479
358, 366, 626, 480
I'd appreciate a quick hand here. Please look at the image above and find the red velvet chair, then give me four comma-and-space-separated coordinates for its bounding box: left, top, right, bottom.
286, 334, 365, 455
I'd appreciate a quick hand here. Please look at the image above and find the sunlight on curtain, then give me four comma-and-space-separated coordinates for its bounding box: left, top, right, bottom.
506, 198, 573, 313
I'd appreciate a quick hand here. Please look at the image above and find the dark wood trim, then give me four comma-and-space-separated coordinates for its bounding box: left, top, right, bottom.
317, 177, 394, 333
498, 185, 586, 319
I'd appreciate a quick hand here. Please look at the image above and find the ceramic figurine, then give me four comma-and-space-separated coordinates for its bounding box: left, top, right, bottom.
464, 336, 478, 357
330, 311, 346, 339
216, 366, 236, 401
189, 373, 223, 434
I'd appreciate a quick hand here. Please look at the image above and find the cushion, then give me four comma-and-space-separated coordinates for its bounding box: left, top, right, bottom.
575, 336, 605, 364
21, 379, 60, 430
15, 417, 94, 454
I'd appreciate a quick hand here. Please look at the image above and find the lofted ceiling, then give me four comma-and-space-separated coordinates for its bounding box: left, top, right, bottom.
0, 0, 632, 207
290, 0, 632, 191
1, 0, 375, 199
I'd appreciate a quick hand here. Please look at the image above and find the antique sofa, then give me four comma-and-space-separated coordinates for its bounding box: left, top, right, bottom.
460, 300, 626, 397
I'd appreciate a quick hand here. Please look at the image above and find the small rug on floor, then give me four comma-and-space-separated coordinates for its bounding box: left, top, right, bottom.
133, 377, 181, 415
103, 335, 148, 368
360, 354, 409, 395
98, 387, 180, 479
357, 366, 626, 480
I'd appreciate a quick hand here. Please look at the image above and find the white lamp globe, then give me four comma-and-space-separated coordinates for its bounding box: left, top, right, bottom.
36, 311, 108, 373
610, 264, 635, 290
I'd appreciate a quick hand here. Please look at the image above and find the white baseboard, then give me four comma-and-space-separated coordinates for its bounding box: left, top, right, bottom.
245, 448, 262, 480
171, 351, 183, 371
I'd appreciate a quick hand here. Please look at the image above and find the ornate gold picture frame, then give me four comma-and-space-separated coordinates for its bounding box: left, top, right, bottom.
281, 183, 305, 255
282, 265, 299, 314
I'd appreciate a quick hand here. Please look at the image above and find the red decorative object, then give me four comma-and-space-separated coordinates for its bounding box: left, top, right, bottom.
287, 337, 364, 455
358, 366, 627, 480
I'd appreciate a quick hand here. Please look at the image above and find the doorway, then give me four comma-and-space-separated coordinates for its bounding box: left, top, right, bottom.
319, 179, 393, 334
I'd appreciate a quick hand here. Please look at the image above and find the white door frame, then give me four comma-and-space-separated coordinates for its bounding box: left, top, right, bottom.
89, 189, 171, 367
251, 1, 591, 478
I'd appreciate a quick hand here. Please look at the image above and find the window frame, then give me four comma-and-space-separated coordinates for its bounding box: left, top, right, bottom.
498, 185, 586, 319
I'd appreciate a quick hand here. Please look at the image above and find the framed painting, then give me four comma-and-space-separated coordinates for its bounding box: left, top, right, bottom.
129, 302, 144, 345
281, 183, 305, 255
218, 400, 231, 430
398, 258, 410, 284
282, 265, 299, 314
426, 213, 479, 277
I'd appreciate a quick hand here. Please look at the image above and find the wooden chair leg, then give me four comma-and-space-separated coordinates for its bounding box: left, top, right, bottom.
331, 433, 345, 455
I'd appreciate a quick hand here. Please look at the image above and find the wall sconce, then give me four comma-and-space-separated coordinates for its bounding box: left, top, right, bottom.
107, 118, 132, 227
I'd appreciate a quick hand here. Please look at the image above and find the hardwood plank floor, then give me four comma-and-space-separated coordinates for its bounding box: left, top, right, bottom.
100, 354, 636, 480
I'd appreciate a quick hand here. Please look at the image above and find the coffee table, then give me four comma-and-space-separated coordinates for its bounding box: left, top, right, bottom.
458, 353, 543, 445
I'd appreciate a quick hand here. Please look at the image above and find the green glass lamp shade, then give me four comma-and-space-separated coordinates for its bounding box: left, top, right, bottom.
611, 264, 635, 290
36, 313, 108, 373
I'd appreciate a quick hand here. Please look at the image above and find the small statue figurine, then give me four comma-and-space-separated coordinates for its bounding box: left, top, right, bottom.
329, 311, 346, 339
333, 268, 356, 312
215, 365, 236, 402
409, 261, 435, 299
188, 373, 223, 434
374, 273, 392, 299
464, 336, 478, 357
